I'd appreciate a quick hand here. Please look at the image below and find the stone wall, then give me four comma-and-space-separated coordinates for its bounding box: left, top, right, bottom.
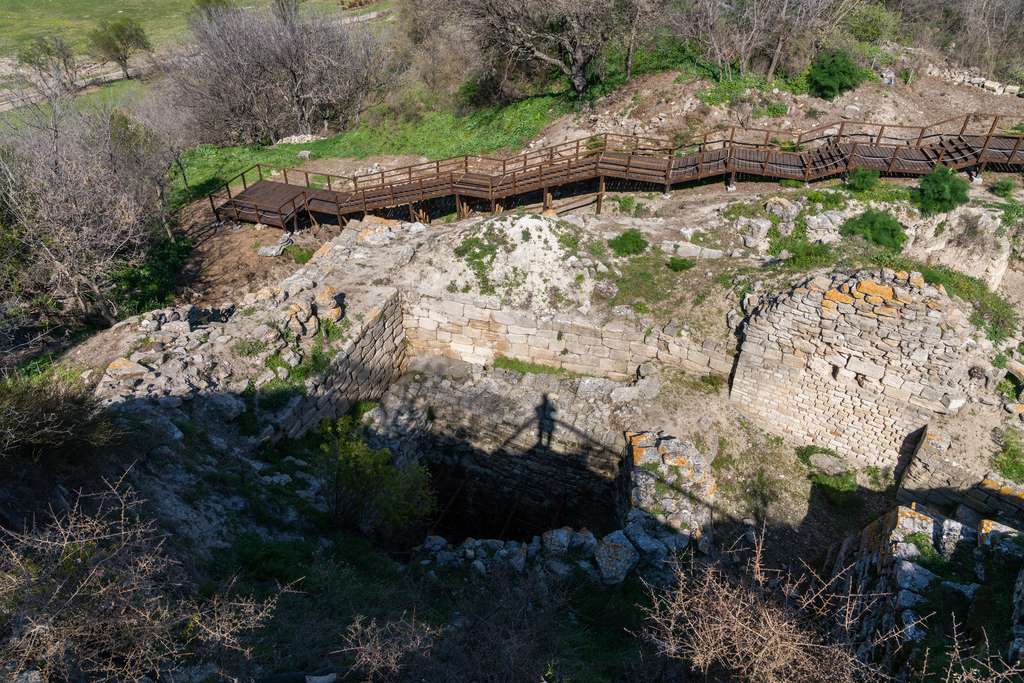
897, 426, 1024, 521
363, 355, 639, 536
731, 270, 981, 469
401, 287, 733, 383
828, 503, 1024, 670
270, 289, 407, 440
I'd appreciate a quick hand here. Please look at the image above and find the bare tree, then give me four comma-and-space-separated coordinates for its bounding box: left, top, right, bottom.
166, 0, 396, 145
17, 36, 78, 91
0, 78, 164, 326
0, 479, 278, 682
453, 0, 620, 97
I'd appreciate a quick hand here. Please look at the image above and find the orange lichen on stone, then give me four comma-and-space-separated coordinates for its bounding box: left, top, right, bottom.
315, 286, 338, 306
865, 295, 884, 305
908, 272, 925, 288
856, 280, 894, 299
895, 270, 909, 280
824, 290, 854, 304
542, 209, 558, 217
628, 432, 656, 448
876, 306, 898, 318
312, 243, 332, 260
980, 477, 1024, 503
820, 299, 837, 308
633, 446, 659, 466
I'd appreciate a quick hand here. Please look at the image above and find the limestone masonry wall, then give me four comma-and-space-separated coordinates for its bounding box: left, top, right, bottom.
270, 289, 406, 440
732, 269, 980, 469
897, 426, 1024, 520
401, 287, 732, 383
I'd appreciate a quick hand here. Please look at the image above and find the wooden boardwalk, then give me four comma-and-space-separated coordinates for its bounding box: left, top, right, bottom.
209, 113, 1024, 228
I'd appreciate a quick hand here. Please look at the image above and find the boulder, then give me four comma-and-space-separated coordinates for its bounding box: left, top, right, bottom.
895, 560, 940, 592
595, 530, 639, 585
624, 521, 668, 565
542, 527, 572, 556
208, 393, 246, 421
766, 197, 800, 222
258, 245, 286, 257
809, 452, 847, 475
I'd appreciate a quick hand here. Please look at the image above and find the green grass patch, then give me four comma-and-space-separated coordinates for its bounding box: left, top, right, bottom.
454, 223, 508, 295
284, 245, 316, 264
994, 428, 1024, 485
794, 445, 837, 468
1, 0, 355, 52
232, 339, 268, 357
171, 95, 568, 211
493, 356, 579, 378
810, 470, 860, 508
604, 253, 677, 313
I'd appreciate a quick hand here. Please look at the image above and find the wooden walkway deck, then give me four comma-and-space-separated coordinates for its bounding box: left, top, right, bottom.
209, 113, 1024, 228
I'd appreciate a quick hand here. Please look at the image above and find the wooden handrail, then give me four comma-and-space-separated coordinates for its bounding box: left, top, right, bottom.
211, 112, 1024, 226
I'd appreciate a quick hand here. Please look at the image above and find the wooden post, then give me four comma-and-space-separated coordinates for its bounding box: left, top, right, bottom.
1008, 136, 1023, 164
886, 146, 900, 172
208, 194, 216, 217
959, 115, 970, 137
845, 142, 860, 171
837, 122, 846, 144
335, 195, 344, 227
455, 194, 463, 219
596, 176, 605, 214
876, 125, 886, 144
409, 202, 415, 222
258, 165, 264, 180
543, 186, 551, 210
293, 198, 299, 232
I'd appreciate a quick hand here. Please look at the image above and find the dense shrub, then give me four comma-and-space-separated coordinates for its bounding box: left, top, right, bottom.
847, 166, 880, 192
840, 209, 907, 250
0, 372, 117, 465
807, 50, 867, 101
915, 166, 970, 216
668, 256, 696, 272
311, 417, 435, 539
608, 228, 649, 256
993, 178, 1017, 199
0, 484, 277, 682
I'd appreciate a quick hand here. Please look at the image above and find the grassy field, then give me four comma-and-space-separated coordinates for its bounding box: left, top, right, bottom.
170, 94, 571, 211
0, 0, 388, 53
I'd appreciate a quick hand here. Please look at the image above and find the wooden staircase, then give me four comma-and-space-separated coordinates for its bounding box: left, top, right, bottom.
209, 113, 1024, 229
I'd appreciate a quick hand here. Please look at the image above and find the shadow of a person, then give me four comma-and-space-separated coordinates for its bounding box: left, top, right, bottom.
536, 393, 556, 449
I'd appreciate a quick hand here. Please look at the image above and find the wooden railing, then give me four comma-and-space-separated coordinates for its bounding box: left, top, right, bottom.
209, 112, 1024, 225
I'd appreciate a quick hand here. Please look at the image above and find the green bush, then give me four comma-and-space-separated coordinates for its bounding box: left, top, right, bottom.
840, 209, 907, 250
847, 167, 880, 192
915, 166, 970, 216
608, 228, 649, 256
807, 50, 868, 101
311, 417, 435, 539
993, 178, 1017, 199
667, 257, 696, 272
766, 102, 788, 118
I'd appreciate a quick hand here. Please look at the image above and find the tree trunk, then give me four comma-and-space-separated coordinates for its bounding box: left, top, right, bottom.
157, 185, 176, 245
118, 59, 130, 80
80, 276, 118, 327
175, 157, 192, 201
626, 5, 641, 81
